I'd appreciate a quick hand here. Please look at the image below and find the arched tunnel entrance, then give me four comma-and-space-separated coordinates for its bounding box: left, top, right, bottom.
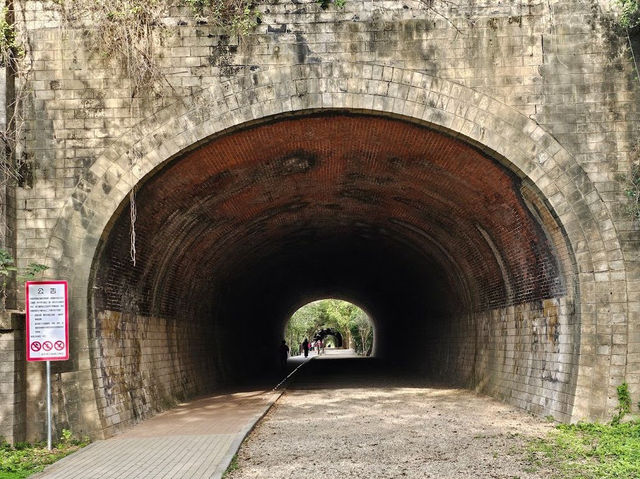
90, 111, 579, 434
314, 329, 343, 348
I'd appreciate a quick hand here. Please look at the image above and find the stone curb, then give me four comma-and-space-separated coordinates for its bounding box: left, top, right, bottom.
212, 358, 313, 479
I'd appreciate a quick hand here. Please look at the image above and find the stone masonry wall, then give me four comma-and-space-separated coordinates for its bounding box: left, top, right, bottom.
1, 0, 638, 438
13, 0, 638, 282
0, 313, 26, 443
94, 310, 216, 437
424, 297, 579, 421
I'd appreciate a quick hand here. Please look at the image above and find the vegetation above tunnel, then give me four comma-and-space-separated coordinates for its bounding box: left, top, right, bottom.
618, 0, 640, 30
50, 0, 260, 95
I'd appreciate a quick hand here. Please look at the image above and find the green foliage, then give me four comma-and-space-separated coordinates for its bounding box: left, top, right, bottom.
0, 436, 89, 479
54, 0, 260, 95
183, 0, 259, 34
18, 263, 49, 283
0, 248, 48, 310
528, 420, 640, 478
612, 382, 633, 425
286, 302, 320, 349
55, 0, 168, 96
184, 0, 207, 12
349, 308, 373, 355
60, 429, 72, 445
232, 6, 260, 36
317, 0, 346, 9
618, 0, 640, 29
285, 299, 373, 355
0, 249, 18, 279
0, 7, 21, 67
621, 149, 640, 221
222, 453, 239, 478
104, 1, 160, 22
0, 249, 17, 311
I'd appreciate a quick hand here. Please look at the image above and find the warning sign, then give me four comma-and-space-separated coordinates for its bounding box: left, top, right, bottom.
26, 281, 69, 361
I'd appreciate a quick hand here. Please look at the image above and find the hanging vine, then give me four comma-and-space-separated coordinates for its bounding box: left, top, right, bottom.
48, 0, 259, 263
51, 0, 259, 97
617, 0, 640, 29
53, 0, 170, 98
184, 0, 259, 35
616, 0, 640, 89
0, 2, 25, 182
129, 187, 137, 266
621, 143, 640, 221
0, 2, 36, 251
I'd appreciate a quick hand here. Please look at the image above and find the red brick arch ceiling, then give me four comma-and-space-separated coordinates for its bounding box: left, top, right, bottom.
94, 112, 564, 350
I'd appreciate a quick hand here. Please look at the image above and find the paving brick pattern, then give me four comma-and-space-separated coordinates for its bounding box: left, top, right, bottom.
33, 435, 235, 479
32, 389, 282, 479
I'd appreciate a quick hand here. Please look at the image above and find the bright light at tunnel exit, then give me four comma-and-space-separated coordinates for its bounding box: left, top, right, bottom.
285, 299, 374, 357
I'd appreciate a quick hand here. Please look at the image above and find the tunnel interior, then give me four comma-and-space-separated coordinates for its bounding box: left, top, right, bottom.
90, 111, 579, 434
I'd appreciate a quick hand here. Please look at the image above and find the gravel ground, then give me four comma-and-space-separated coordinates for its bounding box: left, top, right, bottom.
228, 354, 557, 479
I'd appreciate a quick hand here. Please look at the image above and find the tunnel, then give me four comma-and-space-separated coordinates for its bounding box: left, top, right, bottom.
90, 111, 579, 434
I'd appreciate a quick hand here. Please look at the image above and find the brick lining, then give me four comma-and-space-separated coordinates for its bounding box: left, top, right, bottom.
89, 113, 577, 429
96, 113, 564, 317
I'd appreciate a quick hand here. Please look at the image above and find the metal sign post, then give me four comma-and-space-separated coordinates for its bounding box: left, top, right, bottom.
25, 281, 69, 451
46, 360, 51, 450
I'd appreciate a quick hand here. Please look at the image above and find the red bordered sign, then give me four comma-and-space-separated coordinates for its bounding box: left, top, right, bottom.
26, 281, 69, 361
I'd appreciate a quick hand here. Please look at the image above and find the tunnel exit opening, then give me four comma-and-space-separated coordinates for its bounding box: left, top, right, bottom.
284, 299, 375, 358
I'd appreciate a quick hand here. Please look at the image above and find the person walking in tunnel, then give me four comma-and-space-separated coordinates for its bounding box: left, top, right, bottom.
279, 340, 290, 371
302, 338, 310, 358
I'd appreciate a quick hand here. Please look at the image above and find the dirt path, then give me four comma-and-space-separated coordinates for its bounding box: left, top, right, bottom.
228, 354, 556, 478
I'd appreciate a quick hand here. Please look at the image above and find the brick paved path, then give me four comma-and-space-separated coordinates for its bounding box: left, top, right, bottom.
31, 355, 316, 479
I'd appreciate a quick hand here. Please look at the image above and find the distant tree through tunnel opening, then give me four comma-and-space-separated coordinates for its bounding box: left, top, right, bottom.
90, 110, 579, 436
285, 299, 374, 356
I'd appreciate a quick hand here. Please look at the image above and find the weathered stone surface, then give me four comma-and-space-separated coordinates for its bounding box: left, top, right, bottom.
0, 313, 26, 443
0, 0, 638, 441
